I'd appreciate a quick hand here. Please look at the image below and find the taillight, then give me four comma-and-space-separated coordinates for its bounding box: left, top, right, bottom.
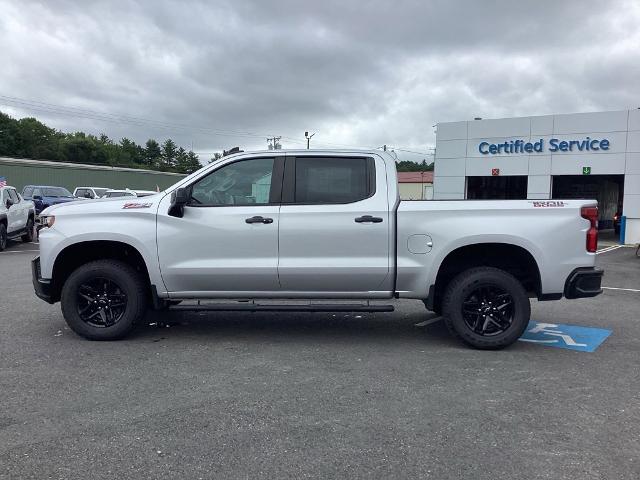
581, 206, 598, 253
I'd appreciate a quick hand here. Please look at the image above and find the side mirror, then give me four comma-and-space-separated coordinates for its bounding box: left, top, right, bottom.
33, 195, 42, 201
5, 199, 13, 209
168, 187, 189, 218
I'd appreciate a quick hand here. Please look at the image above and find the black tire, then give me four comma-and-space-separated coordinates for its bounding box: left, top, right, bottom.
21, 217, 34, 242
0, 223, 7, 251
442, 267, 530, 350
61, 260, 148, 340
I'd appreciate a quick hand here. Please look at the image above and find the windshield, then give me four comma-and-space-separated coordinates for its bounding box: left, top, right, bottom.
42, 187, 73, 197
94, 188, 108, 197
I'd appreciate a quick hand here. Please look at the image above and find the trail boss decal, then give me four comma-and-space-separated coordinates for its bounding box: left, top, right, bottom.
122, 202, 153, 209
531, 201, 567, 208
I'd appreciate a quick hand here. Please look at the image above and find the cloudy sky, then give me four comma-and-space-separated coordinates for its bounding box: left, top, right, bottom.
1, 0, 639, 163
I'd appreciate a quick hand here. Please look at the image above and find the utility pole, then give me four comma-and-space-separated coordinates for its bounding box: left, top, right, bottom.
305, 131, 315, 149
267, 136, 282, 150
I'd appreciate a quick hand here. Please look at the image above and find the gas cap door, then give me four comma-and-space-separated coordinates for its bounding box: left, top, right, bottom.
408, 234, 433, 254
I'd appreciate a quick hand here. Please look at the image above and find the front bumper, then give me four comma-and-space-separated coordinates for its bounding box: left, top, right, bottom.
564, 267, 604, 299
32, 256, 54, 304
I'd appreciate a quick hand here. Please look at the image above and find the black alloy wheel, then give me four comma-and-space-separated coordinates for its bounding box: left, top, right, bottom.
76, 277, 128, 327
442, 267, 530, 349
22, 218, 34, 242
61, 259, 147, 340
461, 285, 514, 336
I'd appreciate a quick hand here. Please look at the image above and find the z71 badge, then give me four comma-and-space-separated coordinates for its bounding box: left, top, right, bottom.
122, 202, 153, 209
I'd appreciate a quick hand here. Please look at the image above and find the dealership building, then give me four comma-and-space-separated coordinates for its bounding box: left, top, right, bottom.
433, 109, 640, 243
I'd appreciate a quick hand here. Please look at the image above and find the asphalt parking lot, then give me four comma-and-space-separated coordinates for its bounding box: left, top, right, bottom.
1, 240, 639, 479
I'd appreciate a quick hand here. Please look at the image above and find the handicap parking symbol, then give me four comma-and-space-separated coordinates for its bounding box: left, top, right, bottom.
519, 321, 611, 352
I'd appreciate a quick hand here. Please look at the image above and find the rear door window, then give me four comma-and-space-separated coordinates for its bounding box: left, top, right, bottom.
292, 157, 374, 204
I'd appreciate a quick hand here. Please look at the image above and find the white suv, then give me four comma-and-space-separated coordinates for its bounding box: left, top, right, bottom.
73, 187, 110, 199
0, 186, 36, 250
102, 189, 156, 198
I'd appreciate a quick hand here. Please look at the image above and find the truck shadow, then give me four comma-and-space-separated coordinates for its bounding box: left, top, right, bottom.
130, 309, 463, 348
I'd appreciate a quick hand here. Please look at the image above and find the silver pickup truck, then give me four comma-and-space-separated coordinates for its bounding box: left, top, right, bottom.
32, 150, 603, 348
1, 185, 36, 250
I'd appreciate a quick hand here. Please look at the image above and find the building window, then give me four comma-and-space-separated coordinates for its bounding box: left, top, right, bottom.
466, 176, 528, 200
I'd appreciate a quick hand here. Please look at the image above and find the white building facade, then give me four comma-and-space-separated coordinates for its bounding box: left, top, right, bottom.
434, 109, 640, 243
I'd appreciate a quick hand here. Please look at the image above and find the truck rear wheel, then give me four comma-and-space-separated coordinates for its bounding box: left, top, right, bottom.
21, 217, 34, 242
61, 260, 147, 340
442, 267, 530, 349
0, 223, 6, 251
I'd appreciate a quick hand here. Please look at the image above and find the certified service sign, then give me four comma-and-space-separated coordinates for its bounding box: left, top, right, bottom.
479, 137, 610, 155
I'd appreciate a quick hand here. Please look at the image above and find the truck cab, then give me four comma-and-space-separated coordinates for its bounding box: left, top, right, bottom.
158, 152, 391, 297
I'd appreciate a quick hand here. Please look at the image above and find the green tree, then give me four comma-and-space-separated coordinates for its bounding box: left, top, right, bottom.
144, 139, 162, 168
59, 132, 108, 164
14, 117, 61, 160
0, 109, 198, 173
396, 159, 434, 172
98, 133, 112, 145
174, 146, 188, 173
208, 152, 223, 163
118, 137, 144, 166
184, 150, 202, 173
0, 111, 20, 157
160, 139, 178, 170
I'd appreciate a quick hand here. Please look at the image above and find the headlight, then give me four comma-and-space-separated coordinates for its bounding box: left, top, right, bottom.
40, 215, 55, 228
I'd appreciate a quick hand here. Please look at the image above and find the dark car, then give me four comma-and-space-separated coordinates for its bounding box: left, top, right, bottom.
22, 185, 78, 215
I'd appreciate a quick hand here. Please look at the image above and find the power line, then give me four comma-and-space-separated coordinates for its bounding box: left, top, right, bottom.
0, 94, 436, 155
0, 94, 278, 141
267, 136, 282, 150
389, 147, 435, 156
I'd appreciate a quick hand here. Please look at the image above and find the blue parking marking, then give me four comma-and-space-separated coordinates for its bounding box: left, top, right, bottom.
519, 321, 611, 352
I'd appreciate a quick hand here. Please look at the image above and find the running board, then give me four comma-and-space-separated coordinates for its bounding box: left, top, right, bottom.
168, 302, 394, 313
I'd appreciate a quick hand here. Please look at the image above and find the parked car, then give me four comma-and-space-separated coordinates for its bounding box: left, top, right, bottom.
0, 185, 35, 250
73, 187, 110, 199
102, 189, 157, 198
32, 149, 603, 349
22, 185, 78, 215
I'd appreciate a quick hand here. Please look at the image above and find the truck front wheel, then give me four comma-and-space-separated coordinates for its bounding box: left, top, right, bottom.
442, 267, 530, 349
61, 260, 147, 340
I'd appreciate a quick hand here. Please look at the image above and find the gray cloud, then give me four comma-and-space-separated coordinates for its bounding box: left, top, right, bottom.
0, 0, 638, 163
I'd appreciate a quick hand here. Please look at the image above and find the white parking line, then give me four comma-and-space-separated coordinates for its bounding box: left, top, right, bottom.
602, 286, 640, 293
596, 245, 623, 254
0, 250, 39, 254
414, 317, 443, 327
